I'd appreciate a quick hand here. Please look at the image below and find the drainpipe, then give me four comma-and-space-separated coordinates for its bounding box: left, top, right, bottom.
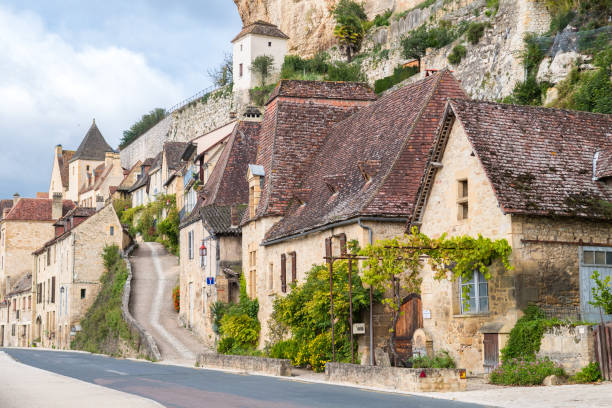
358, 218, 375, 366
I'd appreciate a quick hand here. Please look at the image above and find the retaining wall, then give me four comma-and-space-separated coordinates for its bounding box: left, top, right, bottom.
196, 352, 292, 377
121, 244, 162, 361
537, 325, 595, 375
325, 363, 466, 392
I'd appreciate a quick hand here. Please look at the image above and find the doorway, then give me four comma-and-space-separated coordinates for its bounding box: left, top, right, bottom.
395, 294, 423, 363
483, 333, 499, 373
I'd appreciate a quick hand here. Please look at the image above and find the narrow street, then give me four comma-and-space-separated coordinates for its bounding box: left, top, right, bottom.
1, 349, 486, 408
130, 242, 207, 364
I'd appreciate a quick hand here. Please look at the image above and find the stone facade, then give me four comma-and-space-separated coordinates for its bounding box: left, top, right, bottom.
0, 277, 32, 347
33, 204, 129, 349
537, 325, 595, 375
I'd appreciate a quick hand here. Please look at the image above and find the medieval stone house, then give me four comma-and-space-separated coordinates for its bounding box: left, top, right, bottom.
48, 145, 75, 199
179, 120, 260, 345
32, 204, 131, 349
412, 99, 612, 374
1, 273, 32, 347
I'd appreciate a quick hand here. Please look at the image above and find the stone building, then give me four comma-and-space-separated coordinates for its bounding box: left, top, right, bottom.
67, 120, 116, 203
411, 99, 612, 374
32, 204, 131, 349
48, 145, 75, 199
160, 142, 188, 195
114, 160, 142, 201
232, 20, 288, 104
1, 273, 32, 347
77, 151, 124, 207
243, 72, 467, 361
129, 156, 157, 208
179, 119, 261, 345
0, 194, 75, 299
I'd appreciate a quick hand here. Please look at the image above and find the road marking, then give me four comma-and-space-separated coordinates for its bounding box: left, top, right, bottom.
147, 243, 196, 360
105, 369, 128, 376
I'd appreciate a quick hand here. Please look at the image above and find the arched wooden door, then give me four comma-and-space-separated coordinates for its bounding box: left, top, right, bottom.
395, 294, 423, 361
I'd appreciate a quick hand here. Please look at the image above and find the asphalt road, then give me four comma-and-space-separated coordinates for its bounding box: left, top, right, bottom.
2, 349, 489, 408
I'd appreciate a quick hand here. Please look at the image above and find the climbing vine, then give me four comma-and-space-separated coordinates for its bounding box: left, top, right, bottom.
360, 227, 513, 364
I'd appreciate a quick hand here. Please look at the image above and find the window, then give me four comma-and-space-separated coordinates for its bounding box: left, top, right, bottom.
188, 231, 194, 260
290, 252, 297, 283
457, 179, 468, 220
80, 289, 86, 299
11, 324, 15, 336
249, 186, 255, 218
459, 271, 488, 314
240, 44, 243, 51
51, 277, 55, 304
280, 254, 287, 293
239, 63, 243, 77
47, 248, 51, 266
249, 250, 257, 298
28, 296, 31, 310
582, 249, 612, 266
268, 41, 272, 47
268, 263, 274, 291
110, 226, 114, 236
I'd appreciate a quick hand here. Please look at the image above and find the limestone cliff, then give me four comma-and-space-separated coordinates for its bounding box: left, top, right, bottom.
233, 0, 421, 56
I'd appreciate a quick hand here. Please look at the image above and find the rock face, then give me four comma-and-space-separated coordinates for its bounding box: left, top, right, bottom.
233, 0, 417, 56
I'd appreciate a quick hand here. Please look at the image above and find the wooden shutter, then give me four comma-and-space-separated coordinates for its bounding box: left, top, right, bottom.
339, 233, 347, 255
51, 277, 55, 304
280, 254, 287, 293
290, 252, 297, 283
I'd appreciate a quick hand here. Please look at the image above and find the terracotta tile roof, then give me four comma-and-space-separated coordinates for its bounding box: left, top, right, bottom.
202, 121, 261, 206
128, 154, 159, 193
4, 198, 75, 222
164, 142, 189, 171
117, 160, 142, 192
59, 149, 75, 188
232, 20, 289, 43
247, 80, 376, 223
0, 200, 13, 220
35, 207, 97, 254
596, 147, 612, 179
267, 80, 377, 105
7, 273, 31, 296
200, 204, 246, 236
70, 120, 114, 162
264, 70, 467, 243
444, 99, 612, 219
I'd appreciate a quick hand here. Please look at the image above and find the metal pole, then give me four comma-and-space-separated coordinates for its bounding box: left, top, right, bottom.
329, 257, 335, 362
370, 287, 376, 366
348, 255, 354, 364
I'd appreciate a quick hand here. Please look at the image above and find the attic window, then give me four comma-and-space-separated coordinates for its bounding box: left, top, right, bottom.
457, 179, 468, 220
357, 160, 381, 183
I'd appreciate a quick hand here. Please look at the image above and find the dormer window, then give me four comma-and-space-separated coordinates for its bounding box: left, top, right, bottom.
326, 183, 337, 195
358, 160, 381, 183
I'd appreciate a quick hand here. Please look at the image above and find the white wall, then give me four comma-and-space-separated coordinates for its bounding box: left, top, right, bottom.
233, 34, 287, 92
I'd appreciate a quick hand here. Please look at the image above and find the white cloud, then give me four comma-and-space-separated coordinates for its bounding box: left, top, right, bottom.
0, 5, 186, 197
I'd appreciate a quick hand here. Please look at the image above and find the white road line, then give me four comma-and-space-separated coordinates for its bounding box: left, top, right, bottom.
147, 243, 195, 360
105, 369, 128, 376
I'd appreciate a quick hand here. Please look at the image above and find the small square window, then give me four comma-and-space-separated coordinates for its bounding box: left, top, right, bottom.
80, 289, 86, 299
268, 41, 272, 47
595, 251, 606, 265
458, 180, 468, 199
606, 252, 612, 265
110, 226, 114, 236
583, 250, 594, 264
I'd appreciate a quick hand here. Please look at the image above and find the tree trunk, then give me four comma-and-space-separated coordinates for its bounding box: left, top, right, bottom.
388, 276, 402, 366
346, 46, 352, 63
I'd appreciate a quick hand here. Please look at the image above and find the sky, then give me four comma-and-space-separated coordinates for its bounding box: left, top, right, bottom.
0, 1, 242, 199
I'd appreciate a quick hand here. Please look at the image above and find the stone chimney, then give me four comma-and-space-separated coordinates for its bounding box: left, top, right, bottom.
105, 151, 120, 168
52, 193, 63, 220
55, 144, 63, 159
12, 193, 20, 205
229, 111, 237, 120
96, 195, 104, 211
242, 106, 262, 122
230, 204, 240, 228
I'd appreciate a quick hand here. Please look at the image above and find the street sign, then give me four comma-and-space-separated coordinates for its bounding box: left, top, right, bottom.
206, 277, 215, 285
352, 323, 365, 334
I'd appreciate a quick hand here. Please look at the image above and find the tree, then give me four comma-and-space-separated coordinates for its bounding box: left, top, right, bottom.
332, 0, 368, 62
250, 55, 275, 86
360, 227, 512, 365
589, 271, 612, 317
120, 108, 167, 149
207, 52, 233, 87
401, 25, 430, 68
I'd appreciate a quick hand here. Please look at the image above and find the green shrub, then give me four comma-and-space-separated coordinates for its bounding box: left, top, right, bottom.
411, 351, 456, 368
281, 53, 330, 80
372, 9, 393, 27
448, 44, 467, 65
249, 84, 276, 106
374, 65, 419, 93
571, 362, 602, 383
402, 21, 469, 62
325, 61, 366, 82
466, 22, 487, 44
269, 339, 300, 361
219, 314, 260, 345
490, 358, 566, 385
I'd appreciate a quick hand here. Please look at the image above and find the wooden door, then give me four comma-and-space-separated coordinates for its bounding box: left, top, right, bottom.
395, 295, 423, 361
483, 333, 499, 373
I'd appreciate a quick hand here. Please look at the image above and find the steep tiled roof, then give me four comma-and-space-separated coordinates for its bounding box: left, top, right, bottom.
248, 80, 376, 223
70, 120, 114, 162
128, 155, 158, 193
4, 198, 75, 221
267, 80, 377, 105
264, 70, 467, 243
232, 20, 289, 43
0, 200, 13, 220
36, 207, 96, 254
58, 149, 75, 187
200, 204, 246, 236
117, 160, 142, 192
7, 273, 31, 296
444, 99, 612, 219
202, 121, 261, 206
164, 142, 189, 171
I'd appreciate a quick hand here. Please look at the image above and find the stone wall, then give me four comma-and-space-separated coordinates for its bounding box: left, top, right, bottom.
537, 325, 595, 375
325, 363, 467, 392
197, 352, 292, 376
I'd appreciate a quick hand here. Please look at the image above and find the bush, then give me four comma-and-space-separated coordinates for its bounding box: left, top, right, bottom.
411, 351, 456, 368
372, 9, 393, 27
269, 339, 300, 361
402, 21, 469, 61
172, 285, 180, 312
374, 65, 419, 94
501, 305, 557, 362
219, 314, 260, 346
120, 108, 167, 149
490, 358, 566, 385
571, 362, 602, 383
466, 22, 487, 44
281, 53, 329, 80
447, 44, 467, 65
502, 76, 550, 106
325, 61, 366, 82
249, 83, 276, 106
